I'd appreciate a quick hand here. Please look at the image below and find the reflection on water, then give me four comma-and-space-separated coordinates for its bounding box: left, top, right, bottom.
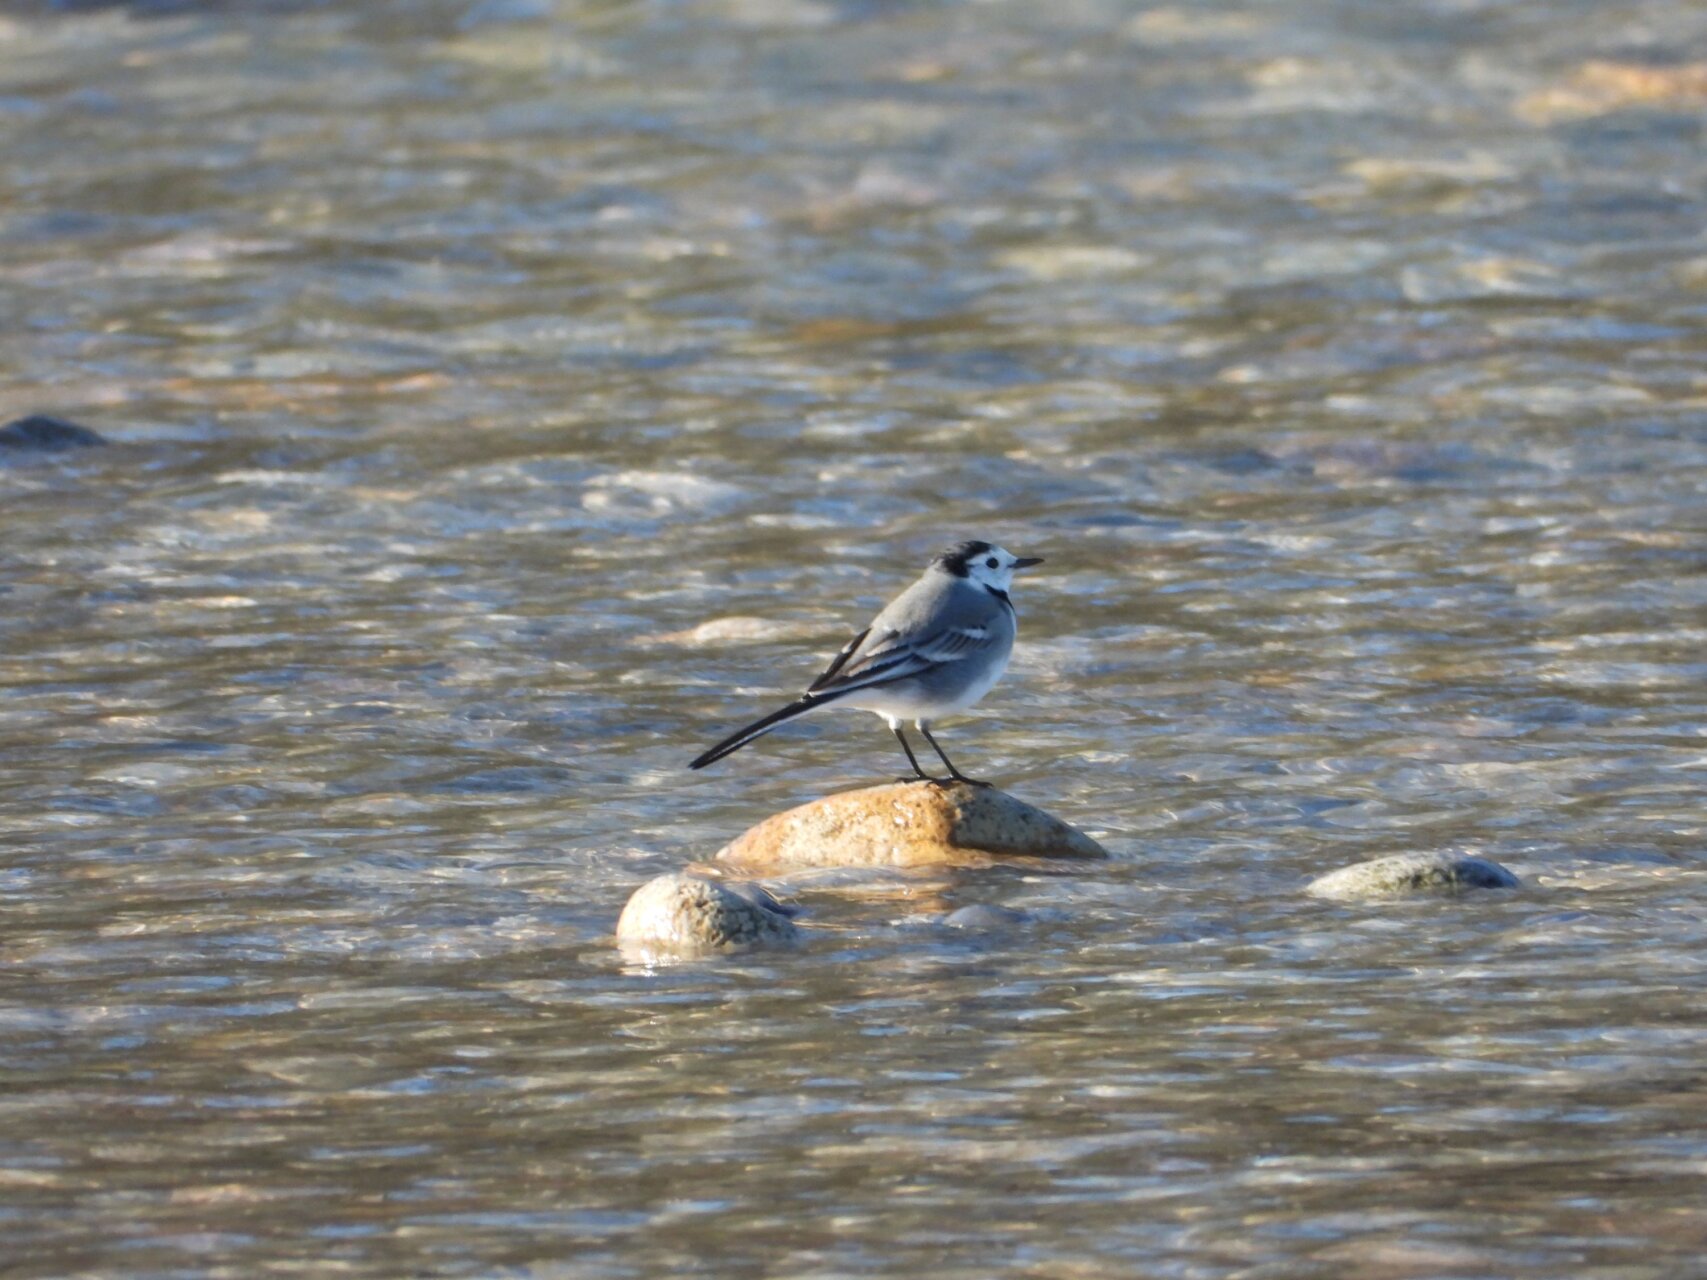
3, 0, 1706, 1275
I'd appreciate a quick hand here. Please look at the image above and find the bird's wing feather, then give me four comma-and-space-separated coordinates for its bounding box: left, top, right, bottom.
802, 578, 1009, 696
806, 626, 871, 693
913, 624, 990, 662
805, 622, 1002, 697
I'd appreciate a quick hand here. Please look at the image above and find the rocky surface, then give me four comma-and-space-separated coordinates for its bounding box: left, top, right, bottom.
715, 781, 1108, 871
616, 872, 799, 957
1308, 852, 1522, 901
0, 415, 107, 450
940, 903, 1031, 931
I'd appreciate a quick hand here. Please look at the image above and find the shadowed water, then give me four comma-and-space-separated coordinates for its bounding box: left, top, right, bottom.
3, 0, 1706, 1275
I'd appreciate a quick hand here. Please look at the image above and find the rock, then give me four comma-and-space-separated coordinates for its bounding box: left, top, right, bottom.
715, 781, 1108, 871
615, 872, 799, 956
1308, 852, 1521, 901
0, 415, 107, 450
941, 903, 1029, 931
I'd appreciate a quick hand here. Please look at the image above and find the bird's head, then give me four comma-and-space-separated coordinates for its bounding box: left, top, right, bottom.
932, 540, 1044, 591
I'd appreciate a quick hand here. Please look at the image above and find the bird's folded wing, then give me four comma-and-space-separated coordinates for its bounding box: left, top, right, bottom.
805, 623, 996, 696
806, 627, 870, 692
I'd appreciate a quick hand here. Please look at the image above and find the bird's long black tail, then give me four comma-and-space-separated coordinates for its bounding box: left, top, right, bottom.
689, 692, 845, 770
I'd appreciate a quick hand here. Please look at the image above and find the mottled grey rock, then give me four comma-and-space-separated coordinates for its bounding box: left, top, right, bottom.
1308, 852, 1521, 901
721, 879, 800, 919
616, 872, 799, 956
941, 903, 1029, 931
715, 781, 1108, 871
0, 415, 107, 450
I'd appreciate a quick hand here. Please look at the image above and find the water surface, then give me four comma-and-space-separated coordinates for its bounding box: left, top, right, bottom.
3, 1, 1706, 1275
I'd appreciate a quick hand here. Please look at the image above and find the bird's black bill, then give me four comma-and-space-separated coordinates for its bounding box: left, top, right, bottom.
1013, 556, 1044, 568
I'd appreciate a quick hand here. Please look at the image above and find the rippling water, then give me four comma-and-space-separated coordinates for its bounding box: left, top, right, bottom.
4, 0, 1706, 1275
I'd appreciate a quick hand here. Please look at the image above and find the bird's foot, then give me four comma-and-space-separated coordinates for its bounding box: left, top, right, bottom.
928, 774, 992, 789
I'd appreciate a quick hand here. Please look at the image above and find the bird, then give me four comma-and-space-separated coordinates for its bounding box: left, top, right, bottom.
688, 539, 1044, 785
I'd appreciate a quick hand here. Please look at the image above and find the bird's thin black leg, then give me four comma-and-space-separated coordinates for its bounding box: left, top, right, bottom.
891, 724, 936, 783
918, 724, 991, 787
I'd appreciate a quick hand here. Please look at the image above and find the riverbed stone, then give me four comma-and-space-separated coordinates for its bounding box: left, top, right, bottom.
715, 781, 1108, 871
941, 903, 1030, 931
0, 415, 107, 450
615, 872, 799, 956
1308, 852, 1521, 901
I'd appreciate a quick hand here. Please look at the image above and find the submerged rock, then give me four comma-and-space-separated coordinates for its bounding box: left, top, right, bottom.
715, 781, 1108, 871
0, 415, 107, 450
941, 903, 1030, 931
1308, 852, 1521, 901
616, 872, 799, 956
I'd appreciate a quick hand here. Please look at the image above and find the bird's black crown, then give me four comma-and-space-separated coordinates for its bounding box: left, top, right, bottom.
932, 540, 996, 577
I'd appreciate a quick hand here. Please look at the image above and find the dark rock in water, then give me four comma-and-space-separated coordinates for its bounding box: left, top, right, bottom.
0, 415, 107, 450
1308, 852, 1522, 900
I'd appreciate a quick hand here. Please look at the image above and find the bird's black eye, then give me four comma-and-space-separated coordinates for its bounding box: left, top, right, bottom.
985, 557, 999, 569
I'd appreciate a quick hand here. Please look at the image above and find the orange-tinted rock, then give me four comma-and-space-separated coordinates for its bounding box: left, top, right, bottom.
715, 781, 1108, 872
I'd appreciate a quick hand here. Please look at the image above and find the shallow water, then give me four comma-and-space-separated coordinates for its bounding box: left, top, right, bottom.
3, 0, 1706, 1275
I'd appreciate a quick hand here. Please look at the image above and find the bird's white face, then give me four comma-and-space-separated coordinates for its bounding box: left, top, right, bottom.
962, 544, 1043, 592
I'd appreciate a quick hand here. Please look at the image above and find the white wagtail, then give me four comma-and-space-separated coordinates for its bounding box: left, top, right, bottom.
689, 540, 1044, 784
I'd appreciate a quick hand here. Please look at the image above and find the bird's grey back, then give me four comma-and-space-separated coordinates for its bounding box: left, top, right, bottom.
870, 567, 1011, 647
